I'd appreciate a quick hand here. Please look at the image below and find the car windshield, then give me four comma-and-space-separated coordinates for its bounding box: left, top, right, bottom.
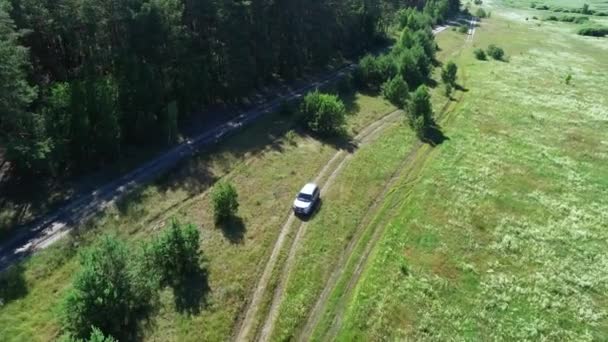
297, 193, 313, 202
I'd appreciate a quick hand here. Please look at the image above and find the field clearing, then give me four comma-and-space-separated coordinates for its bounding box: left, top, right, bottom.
0, 87, 396, 341
317, 2, 608, 340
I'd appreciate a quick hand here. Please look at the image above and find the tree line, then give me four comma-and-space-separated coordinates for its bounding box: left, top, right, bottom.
0, 0, 459, 178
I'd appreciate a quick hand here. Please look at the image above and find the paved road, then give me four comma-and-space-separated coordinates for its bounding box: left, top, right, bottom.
0, 64, 356, 271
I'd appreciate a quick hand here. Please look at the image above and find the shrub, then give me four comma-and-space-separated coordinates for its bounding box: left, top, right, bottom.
559, 15, 577, 22
441, 61, 458, 86
536, 5, 549, 10
398, 49, 424, 88
413, 29, 437, 61
565, 74, 572, 85
458, 25, 469, 33
445, 83, 453, 97
545, 15, 558, 21
61, 236, 153, 339
577, 25, 608, 36
60, 327, 117, 342
411, 45, 432, 80
381, 76, 409, 108
407, 85, 434, 131
301, 91, 346, 136
285, 129, 298, 145
596, 12, 608, 16
211, 181, 239, 223
476, 8, 488, 18
474, 0, 483, 5
142, 219, 201, 288
486, 44, 505, 60
356, 54, 397, 90
574, 16, 590, 24
474, 48, 487, 60
581, 3, 591, 14
530, 2, 536, 8
532, 16, 538, 19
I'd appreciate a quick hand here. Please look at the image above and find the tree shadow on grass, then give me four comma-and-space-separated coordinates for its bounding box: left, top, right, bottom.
454, 83, 469, 92
172, 266, 211, 315
217, 215, 246, 244
421, 122, 450, 147
0, 263, 27, 305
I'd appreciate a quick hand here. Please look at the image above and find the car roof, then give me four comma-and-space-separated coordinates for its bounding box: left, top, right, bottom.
300, 183, 318, 195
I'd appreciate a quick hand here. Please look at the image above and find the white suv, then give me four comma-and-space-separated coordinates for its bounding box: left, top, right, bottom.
293, 183, 320, 216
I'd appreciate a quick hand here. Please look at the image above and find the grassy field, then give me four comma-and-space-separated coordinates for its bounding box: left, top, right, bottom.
2, 1, 607, 340
0, 86, 395, 340
313, 2, 608, 340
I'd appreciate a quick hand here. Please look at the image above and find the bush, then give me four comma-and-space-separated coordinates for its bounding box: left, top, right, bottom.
596, 12, 608, 16
536, 5, 549, 10
559, 15, 577, 22
441, 61, 458, 86
582, 3, 591, 14
61, 236, 153, 339
398, 49, 424, 88
444, 83, 453, 97
285, 129, 297, 145
60, 327, 117, 342
545, 15, 558, 21
532, 16, 538, 19
356, 54, 397, 90
476, 8, 488, 18
413, 29, 437, 61
458, 25, 469, 33
407, 85, 434, 134
530, 2, 536, 8
300, 91, 346, 136
577, 25, 608, 36
486, 44, 505, 60
573, 16, 589, 24
474, 0, 483, 4
474, 48, 487, 60
211, 181, 239, 223
142, 219, 201, 287
381, 76, 409, 108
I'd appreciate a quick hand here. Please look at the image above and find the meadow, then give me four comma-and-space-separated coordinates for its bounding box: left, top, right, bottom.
1, 0, 607, 340
312, 2, 608, 340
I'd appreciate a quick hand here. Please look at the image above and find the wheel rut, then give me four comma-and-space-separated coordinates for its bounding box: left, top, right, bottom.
233, 110, 401, 342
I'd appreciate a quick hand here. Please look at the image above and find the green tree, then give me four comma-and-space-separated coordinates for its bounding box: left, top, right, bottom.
474, 48, 487, 60
398, 49, 424, 88
407, 85, 434, 138
476, 8, 488, 18
382, 76, 409, 108
300, 91, 346, 136
0, 5, 49, 173
143, 219, 201, 287
211, 181, 239, 224
61, 236, 153, 339
487, 44, 505, 60
357, 54, 397, 90
441, 61, 458, 96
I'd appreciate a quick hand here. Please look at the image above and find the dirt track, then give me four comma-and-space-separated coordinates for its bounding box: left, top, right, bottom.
302, 21, 477, 340
233, 111, 402, 342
